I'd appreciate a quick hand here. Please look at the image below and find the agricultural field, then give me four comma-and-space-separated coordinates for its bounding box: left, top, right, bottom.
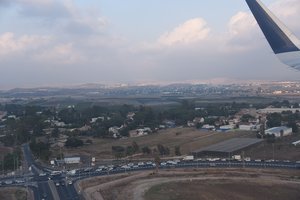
59, 128, 255, 160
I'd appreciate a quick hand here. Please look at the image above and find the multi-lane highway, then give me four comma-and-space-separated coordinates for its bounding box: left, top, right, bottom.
1, 146, 300, 200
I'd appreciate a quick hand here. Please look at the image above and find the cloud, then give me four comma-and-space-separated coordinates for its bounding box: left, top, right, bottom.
0, 0, 300, 89
0, 32, 50, 57
158, 18, 211, 46
33, 43, 84, 64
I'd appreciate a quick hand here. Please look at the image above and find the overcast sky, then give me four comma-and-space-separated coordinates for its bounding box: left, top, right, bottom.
0, 0, 299, 89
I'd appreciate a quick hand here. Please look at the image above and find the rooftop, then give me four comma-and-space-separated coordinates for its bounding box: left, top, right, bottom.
192, 138, 263, 154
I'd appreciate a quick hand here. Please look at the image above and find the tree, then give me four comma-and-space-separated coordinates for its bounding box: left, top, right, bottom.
142, 146, 151, 155
65, 138, 84, 148
51, 127, 59, 138
157, 144, 170, 156
240, 114, 255, 123
175, 146, 181, 156
132, 141, 139, 153
29, 140, 51, 161
267, 113, 282, 128
154, 154, 160, 173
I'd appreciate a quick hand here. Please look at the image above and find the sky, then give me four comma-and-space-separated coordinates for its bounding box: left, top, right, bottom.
0, 0, 299, 89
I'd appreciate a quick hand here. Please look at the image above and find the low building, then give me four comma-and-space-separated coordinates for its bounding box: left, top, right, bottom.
192, 138, 263, 157
265, 126, 292, 138
219, 125, 235, 132
258, 108, 300, 114
292, 140, 300, 146
64, 157, 81, 164
201, 124, 215, 131
239, 124, 255, 131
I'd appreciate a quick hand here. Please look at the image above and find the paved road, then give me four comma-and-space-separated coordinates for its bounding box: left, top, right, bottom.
1, 151, 300, 200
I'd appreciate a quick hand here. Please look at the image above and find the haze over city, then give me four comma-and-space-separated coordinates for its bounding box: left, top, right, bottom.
0, 0, 299, 89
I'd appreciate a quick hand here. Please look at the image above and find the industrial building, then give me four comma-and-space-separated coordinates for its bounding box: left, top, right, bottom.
265, 126, 292, 138
192, 138, 263, 157
64, 157, 81, 164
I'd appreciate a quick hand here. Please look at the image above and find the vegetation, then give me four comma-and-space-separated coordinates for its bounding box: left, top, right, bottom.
65, 138, 84, 148
29, 140, 51, 161
0, 148, 21, 171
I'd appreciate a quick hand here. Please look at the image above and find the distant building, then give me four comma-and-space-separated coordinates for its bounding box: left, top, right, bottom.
64, 157, 81, 164
219, 125, 235, 132
201, 124, 215, 131
292, 140, 300, 146
163, 120, 176, 128
265, 126, 292, 138
258, 108, 300, 114
90, 117, 105, 123
239, 124, 255, 131
130, 127, 151, 137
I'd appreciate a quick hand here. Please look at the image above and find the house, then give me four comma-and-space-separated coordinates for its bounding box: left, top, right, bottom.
127, 112, 136, 120
187, 121, 195, 127
219, 125, 235, 132
0, 111, 7, 120
265, 126, 292, 138
90, 117, 105, 123
64, 157, 81, 164
130, 127, 152, 137
163, 120, 176, 128
201, 124, 215, 131
239, 124, 255, 131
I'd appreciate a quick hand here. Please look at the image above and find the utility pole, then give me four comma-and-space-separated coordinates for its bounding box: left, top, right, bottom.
272, 143, 275, 160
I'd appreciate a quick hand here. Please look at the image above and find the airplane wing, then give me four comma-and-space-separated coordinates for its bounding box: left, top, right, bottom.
245, 0, 300, 70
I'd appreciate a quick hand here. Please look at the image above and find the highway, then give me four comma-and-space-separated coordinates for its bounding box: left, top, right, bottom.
1, 147, 300, 200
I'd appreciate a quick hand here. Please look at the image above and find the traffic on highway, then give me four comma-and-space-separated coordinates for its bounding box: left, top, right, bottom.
1, 154, 300, 200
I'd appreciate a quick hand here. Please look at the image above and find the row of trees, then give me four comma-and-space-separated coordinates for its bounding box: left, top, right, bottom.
0, 149, 21, 171
111, 142, 181, 158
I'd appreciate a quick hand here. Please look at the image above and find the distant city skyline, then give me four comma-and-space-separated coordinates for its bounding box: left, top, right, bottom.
0, 0, 299, 89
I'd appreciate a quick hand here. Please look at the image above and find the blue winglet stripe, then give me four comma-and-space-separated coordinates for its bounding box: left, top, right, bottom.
246, 0, 299, 54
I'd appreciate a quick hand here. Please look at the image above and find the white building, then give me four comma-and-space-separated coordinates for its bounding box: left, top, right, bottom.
64, 157, 81, 164
258, 108, 300, 114
239, 124, 255, 131
265, 126, 292, 138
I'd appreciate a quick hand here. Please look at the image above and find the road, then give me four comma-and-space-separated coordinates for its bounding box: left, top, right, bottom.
1, 146, 300, 200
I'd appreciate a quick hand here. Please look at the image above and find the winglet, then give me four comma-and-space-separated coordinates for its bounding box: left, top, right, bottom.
246, 0, 300, 69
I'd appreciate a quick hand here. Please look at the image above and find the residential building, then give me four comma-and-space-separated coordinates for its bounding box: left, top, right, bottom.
265, 126, 292, 138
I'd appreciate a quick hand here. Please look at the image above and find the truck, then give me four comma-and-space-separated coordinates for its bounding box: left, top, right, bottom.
232, 155, 241, 161
183, 155, 194, 161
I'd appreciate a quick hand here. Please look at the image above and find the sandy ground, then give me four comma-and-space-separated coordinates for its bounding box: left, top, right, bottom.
79, 168, 300, 200
143, 179, 300, 200
0, 187, 33, 200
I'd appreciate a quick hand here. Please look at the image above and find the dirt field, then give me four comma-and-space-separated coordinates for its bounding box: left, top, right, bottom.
59, 128, 255, 159
245, 134, 300, 161
79, 168, 300, 200
145, 179, 300, 200
0, 187, 31, 200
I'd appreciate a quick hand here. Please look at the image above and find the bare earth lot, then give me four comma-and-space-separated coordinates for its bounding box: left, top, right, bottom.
61, 128, 255, 159
145, 179, 300, 200
0, 187, 31, 200
79, 168, 300, 200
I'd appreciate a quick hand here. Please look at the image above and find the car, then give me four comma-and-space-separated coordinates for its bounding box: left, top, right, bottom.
42, 193, 47, 198
4, 180, 13, 185
84, 167, 93, 172
55, 182, 60, 187
68, 180, 73, 185
15, 179, 25, 184
39, 173, 47, 177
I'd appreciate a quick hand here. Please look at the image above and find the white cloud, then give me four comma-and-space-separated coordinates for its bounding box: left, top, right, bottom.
0, 32, 50, 57
158, 18, 211, 46
34, 43, 84, 64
